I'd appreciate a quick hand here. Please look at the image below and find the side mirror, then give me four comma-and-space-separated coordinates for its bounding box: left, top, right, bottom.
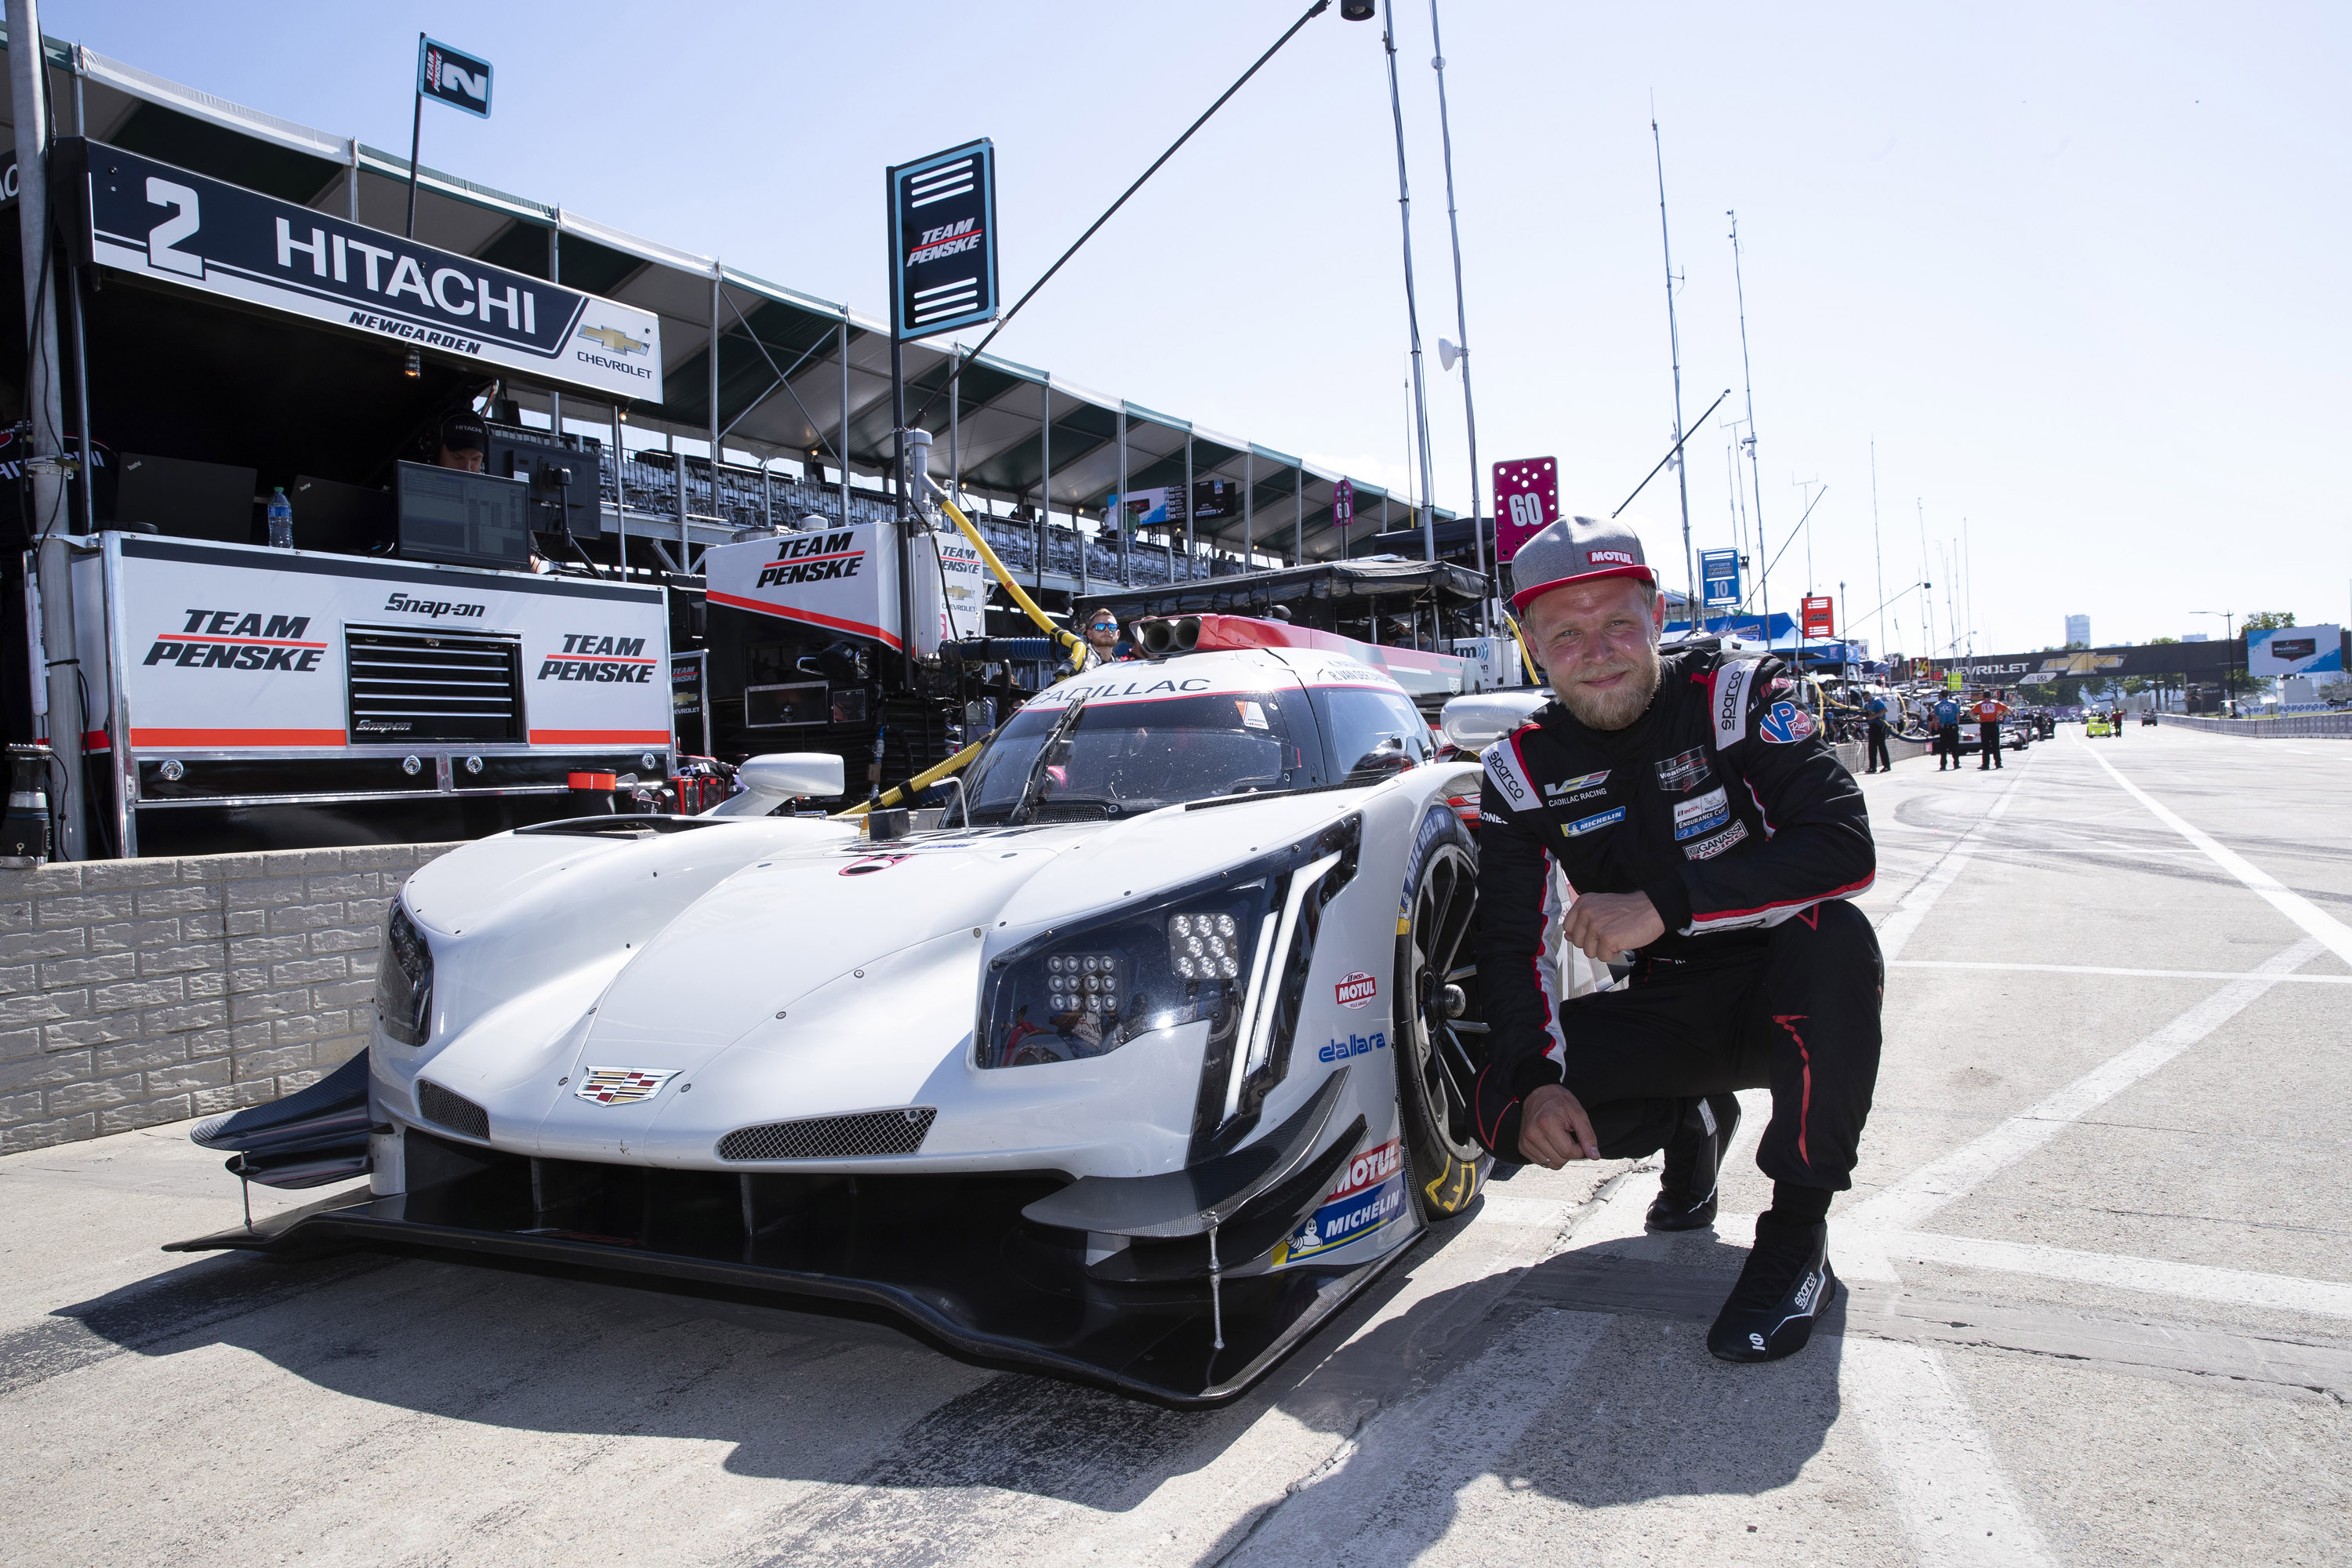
706, 753, 844, 815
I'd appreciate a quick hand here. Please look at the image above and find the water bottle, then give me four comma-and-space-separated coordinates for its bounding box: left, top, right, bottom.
267, 487, 293, 549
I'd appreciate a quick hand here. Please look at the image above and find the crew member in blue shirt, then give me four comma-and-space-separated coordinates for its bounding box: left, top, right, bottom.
1863, 691, 1893, 773
1932, 693, 1964, 771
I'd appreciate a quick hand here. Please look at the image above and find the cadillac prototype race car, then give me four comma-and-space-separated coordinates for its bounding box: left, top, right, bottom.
177, 616, 1573, 1404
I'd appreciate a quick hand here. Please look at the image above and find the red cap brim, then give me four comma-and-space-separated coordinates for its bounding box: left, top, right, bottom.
1508, 564, 1657, 615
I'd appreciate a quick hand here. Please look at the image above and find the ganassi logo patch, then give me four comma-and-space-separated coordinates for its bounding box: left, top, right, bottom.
1685, 820, 1751, 860
1759, 700, 1817, 744
574, 1067, 680, 1105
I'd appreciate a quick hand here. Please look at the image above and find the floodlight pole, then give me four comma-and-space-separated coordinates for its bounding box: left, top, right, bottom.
1381, 0, 1439, 565
405, 33, 425, 238
1428, 0, 1487, 630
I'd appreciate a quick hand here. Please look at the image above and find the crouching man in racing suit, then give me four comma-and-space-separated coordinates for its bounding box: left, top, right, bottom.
1475, 514, 1882, 1363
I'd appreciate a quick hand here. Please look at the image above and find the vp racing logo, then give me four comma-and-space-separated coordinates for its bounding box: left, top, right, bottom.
757, 531, 865, 587
143, 609, 323, 672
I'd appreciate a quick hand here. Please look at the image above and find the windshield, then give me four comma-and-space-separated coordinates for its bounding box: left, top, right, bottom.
964, 690, 1308, 822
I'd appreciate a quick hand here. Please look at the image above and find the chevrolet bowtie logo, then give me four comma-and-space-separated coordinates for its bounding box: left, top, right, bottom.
578, 325, 648, 355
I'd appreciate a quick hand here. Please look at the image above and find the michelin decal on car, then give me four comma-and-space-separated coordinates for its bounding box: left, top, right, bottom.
1273, 1138, 1408, 1266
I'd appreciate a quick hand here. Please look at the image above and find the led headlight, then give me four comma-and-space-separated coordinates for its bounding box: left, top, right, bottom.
377, 903, 434, 1047
979, 812, 1362, 1129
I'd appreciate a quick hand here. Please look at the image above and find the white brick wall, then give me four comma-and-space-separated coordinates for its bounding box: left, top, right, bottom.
0, 844, 460, 1152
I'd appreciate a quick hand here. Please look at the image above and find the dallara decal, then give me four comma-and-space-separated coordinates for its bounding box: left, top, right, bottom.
1318, 1030, 1387, 1062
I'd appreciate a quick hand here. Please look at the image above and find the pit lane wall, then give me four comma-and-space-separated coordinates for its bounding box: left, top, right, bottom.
0, 844, 458, 1152
2158, 713, 2352, 739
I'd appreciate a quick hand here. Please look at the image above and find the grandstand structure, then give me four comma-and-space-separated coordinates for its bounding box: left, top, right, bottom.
38, 38, 1461, 605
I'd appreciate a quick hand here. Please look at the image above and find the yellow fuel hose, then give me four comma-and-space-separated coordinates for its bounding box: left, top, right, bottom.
832, 739, 985, 820
1501, 611, 1541, 685
938, 493, 1086, 659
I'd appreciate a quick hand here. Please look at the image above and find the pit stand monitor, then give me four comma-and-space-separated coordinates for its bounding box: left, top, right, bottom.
394, 460, 532, 570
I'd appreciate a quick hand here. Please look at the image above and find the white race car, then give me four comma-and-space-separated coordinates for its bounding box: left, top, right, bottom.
178, 617, 1518, 1403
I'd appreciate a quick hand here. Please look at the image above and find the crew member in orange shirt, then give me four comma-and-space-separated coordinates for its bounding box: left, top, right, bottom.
1973, 689, 2013, 771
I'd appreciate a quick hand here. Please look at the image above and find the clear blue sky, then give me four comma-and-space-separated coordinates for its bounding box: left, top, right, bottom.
43, 0, 2352, 656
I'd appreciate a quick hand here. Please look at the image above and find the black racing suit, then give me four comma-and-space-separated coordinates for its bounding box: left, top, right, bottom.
1473, 646, 1882, 1192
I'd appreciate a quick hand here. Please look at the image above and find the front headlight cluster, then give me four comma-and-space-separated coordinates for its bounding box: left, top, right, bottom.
1170, 913, 1243, 980
377, 903, 434, 1047
979, 815, 1363, 1160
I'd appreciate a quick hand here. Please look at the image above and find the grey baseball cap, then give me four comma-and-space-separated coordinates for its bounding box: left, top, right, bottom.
1508, 514, 1655, 612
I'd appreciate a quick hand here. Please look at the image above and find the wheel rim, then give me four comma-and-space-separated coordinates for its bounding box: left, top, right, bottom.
1402, 840, 1486, 1163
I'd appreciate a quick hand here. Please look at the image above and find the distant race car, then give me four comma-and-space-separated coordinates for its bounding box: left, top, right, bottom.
175, 615, 1541, 1405
2086, 713, 2114, 737
1956, 720, 2035, 753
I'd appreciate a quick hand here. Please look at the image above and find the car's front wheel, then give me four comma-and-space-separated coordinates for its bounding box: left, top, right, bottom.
1393, 807, 1493, 1221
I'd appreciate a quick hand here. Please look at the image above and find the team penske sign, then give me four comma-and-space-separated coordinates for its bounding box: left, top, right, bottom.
59, 139, 662, 402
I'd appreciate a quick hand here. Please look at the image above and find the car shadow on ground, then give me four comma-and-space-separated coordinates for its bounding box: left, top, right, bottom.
22, 1205, 1839, 1530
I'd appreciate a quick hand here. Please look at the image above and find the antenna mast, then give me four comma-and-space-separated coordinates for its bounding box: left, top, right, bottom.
1429, 1, 1489, 630
1871, 440, 1886, 667
1729, 212, 1772, 648
1381, 0, 1440, 564
1653, 115, 1696, 620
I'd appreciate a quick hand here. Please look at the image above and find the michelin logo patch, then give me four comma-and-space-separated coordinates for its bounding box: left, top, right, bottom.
1759, 701, 1817, 744
1672, 786, 1730, 840
1274, 1174, 1406, 1265
1561, 807, 1625, 838
1685, 820, 1751, 860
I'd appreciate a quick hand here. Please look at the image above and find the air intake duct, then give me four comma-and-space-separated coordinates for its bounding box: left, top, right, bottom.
1134, 617, 1201, 657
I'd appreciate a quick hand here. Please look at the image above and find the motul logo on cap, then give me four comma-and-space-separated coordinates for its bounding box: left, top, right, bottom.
1588, 550, 1637, 567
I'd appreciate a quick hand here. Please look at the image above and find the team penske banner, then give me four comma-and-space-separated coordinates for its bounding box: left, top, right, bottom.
92, 535, 669, 751
57, 139, 662, 403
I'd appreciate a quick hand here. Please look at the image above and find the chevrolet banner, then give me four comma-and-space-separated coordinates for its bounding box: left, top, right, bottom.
59, 139, 662, 403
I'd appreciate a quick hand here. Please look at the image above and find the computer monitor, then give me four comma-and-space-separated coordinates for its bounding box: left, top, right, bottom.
394, 461, 532, 571
114, 453, 257, 543
485, 425, 601, 539
291, 475, 395, 556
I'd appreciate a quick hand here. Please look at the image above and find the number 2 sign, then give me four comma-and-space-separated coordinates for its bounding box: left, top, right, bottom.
1491, 457, 1558, 563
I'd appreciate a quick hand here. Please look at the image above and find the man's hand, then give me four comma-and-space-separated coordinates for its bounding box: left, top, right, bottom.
1560, 891, 1664, 961
1518, 1083, 1602, 1167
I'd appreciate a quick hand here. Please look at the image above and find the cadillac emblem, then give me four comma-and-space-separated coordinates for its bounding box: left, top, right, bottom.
575, 1067, 680, 1105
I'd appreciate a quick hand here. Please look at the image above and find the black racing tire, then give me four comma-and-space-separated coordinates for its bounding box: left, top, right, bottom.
1392, 804, 1493, 1221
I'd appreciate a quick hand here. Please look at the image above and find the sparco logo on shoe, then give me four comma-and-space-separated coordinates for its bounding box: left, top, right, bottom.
1334, 971, 1377, 1009
143, 610, 323, 671
1793, 1269, 1822, 1312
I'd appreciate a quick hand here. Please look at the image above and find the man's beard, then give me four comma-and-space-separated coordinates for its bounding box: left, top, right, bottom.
1559, 640, 1662, 731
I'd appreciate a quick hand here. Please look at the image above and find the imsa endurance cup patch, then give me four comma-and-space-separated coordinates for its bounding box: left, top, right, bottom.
1654, 746, 1714, 793
1759, 700, 1818, 745
1672, 786, 1731, 840
1561, 807, 1625, 838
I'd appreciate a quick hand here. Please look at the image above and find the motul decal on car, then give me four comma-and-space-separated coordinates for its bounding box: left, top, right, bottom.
1334, 971, 1377, 1009
1330, 1137, 1400, 1200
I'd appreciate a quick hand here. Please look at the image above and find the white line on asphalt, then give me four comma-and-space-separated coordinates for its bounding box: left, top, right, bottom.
1846, 938, 2325, 1231
1890, 958, 2352, 985
1223, 1308, 1615, 1566
1874, 764, 2031, 961
1839, 1335, 2059, 1568
1874, 1229, 2352, 1319
2083, 741, 2352, 967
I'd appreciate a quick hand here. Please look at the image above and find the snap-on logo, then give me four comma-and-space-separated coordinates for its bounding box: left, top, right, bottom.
1587, 549, 1637, 567
383, 593, 486, 619
1335, 971, 1377, 1009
